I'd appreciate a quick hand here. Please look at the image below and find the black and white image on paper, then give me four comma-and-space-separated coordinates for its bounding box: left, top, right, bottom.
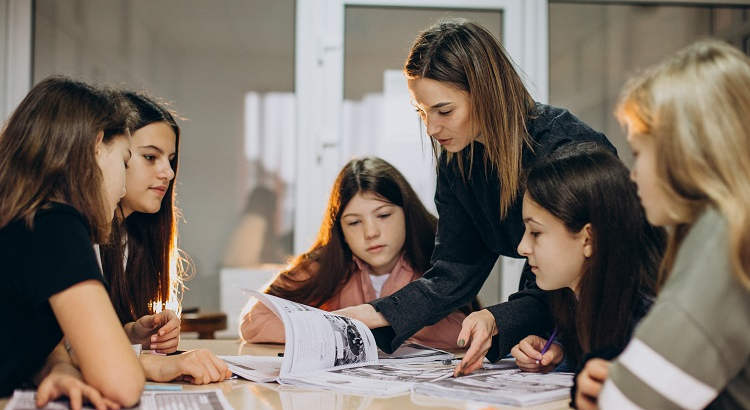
323, 315, 366, 366
332, 362, 452, 382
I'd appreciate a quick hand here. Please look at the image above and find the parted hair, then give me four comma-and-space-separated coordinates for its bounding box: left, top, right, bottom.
404, 18, 536, 219
100, 91, 185, 323
0, 76, 133, 242
266, 157, 437, 307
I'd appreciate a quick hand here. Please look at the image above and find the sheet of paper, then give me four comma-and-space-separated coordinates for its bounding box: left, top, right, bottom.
377, 343, 453, 364
280, 361, 457, 397
219, 355, 282, 383
414, 368, 574, 406
6, 389, 234, 410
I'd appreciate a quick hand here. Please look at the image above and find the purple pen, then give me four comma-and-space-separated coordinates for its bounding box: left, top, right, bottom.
536, 327, 559, 364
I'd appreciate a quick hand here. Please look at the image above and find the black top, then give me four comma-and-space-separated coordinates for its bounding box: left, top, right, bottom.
370, 103, 616, 356
0, 203, 103, 396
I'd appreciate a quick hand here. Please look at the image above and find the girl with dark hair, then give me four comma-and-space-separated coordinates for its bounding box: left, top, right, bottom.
0, 77, 144, 407
500, 143, 664, 376
101, 91, 182, 345
335, 19, 616, 368
241, 157, 476, 349
100, 91, 230, 385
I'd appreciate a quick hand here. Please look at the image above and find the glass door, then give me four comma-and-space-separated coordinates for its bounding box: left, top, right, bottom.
296, 0, 548, 304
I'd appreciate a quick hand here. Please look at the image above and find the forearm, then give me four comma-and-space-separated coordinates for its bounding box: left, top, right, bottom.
371, 257, 494, 352
354, 304, 389, 328
32, 341, 76, 385
139, 353, 169, 382
336, 304, 389, 329
240, 303, 288, 343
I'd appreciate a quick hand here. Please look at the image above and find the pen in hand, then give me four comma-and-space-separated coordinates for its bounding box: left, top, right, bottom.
536, 327, 558, 365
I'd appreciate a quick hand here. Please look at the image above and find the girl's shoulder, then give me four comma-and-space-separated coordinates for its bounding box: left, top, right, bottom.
37, 202, 88, 224
2, 202, 89, 238
671, 208, 727, 279
660, 208, 749, 328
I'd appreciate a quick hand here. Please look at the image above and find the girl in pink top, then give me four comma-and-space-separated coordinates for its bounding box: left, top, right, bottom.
240, 157, 477, 349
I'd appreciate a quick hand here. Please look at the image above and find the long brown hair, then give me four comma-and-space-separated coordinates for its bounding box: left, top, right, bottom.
404, 18, 536, 219
616, 40, 750, 290
525, 143, 665, 367
267, 157, 437, 307
100, 91, 185, 323
0, 76, 132, 241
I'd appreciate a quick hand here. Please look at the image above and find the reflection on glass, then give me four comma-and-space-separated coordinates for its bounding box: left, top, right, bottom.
342, 6, 502, 216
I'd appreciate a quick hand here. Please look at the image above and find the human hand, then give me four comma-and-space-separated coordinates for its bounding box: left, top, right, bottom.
333, 304, 389, 328
510, 334, 564, 373
128, 309, 180, 353
575, 358, 610, 410
454, 309, 497, 377
143, 349, 232, 385
36, 364, 121, 410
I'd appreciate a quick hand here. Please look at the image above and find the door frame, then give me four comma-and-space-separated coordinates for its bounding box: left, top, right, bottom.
295, 0, 548, 302
0, 0, 32, 122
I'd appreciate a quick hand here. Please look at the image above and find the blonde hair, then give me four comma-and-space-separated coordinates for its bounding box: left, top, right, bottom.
616, 39, 750, 289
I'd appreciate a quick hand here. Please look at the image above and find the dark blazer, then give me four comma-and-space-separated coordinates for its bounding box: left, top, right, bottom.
370, 103, 616, 357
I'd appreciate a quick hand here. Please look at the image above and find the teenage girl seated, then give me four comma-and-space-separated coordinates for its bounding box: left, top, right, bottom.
455, 142, 665, 377
100, 91, 230, 384
241, 157, 477, 349
0, 77, 144, 408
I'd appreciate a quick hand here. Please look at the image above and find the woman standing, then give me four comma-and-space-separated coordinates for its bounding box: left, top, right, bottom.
337, 19, 615, 367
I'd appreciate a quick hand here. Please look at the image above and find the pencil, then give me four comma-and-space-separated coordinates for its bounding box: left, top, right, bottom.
428, 371, 454, 383
536, 327, 559, 365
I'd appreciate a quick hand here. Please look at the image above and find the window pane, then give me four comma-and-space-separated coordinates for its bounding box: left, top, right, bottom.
549, 2, 750, 165
34, 0, 296, 316
343, 6, 502, 213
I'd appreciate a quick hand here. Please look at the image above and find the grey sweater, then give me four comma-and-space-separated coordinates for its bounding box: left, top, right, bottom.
601, 208, 750, 409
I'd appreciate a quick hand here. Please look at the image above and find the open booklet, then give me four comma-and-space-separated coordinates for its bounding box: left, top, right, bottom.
221, 291, 451, 384
221, 292, 572, 406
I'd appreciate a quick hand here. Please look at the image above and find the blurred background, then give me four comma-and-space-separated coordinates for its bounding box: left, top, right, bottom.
1, 0, 748, 337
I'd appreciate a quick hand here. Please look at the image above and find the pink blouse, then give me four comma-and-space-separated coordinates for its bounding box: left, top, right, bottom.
240, 254, 466, 350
